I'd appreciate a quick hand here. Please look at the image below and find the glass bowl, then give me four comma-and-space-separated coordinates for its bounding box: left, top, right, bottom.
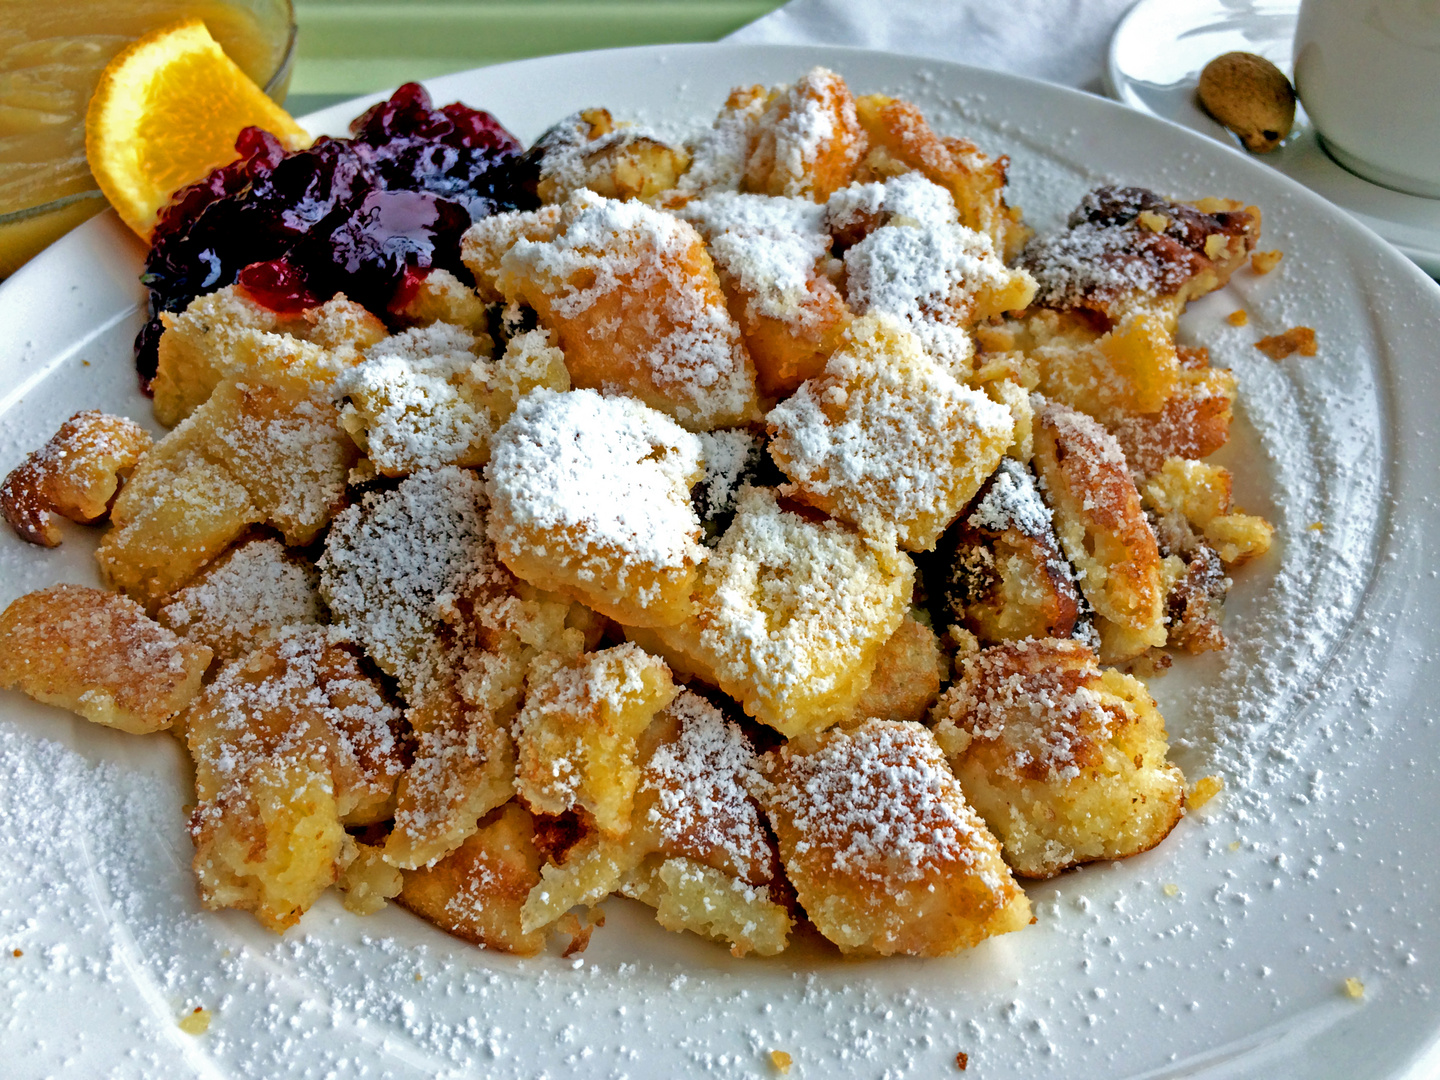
0, 0, 297, 279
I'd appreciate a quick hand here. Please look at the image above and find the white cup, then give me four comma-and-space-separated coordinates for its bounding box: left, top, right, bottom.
1293, 0, 1440, 198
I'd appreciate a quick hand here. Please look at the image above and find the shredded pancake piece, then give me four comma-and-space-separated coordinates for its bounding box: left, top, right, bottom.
486, 388, 707, 627
183, 628, 404, 931
678, 191, 849, 397
319, 466, 491, 700
843, 220, 1035, 375
932, 638, 1185, 878
743, 67, 868, 201
767, 314, 1014, 550
1021, 186, 1258, 325
1031, 396, 1165, 661
98, 355, 357, 604
528, 108, 690, 204
631, 689, 776, 885
152, 286, 385, 426
336, 323, 495, 476
636, 486, 914, 738
1, 410, 152, 546
514, 643, 677, 836
158, 537, 321, 662
397, 801, 549, 955
851, 93, 1031, 261
481, 190, 762, 429
752, 718, 1030, 955
931, 457, 1085, 644
0, 584, 210, 734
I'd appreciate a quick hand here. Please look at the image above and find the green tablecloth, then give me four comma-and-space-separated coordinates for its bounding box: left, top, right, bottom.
287, 0, 783, 112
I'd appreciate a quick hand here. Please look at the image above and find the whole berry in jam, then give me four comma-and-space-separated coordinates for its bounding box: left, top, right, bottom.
135, 83, 534, 389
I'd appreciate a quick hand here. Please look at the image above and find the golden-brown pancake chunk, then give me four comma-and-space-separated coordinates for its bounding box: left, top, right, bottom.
459, 202, 567, 303
1, 411, 152, 547
931, 458, 1084, 644
95, 444, 262, 609
753, 718, 1030, 955
1012, 310, 1182, 425
336, 324, 495, 476
391, 267, 494, 337
514, 642, 677, 836
767, 315, 1013, 551
641, 486, 914, 738
620, 855, 792, 957
529, 108, 691, 204
486, 389, 707, 628
932, 638, 1186, 879
489, 191, 762, 430
1031, 397, 1165, 661
398, 801, 549, 955
153, 286, 384, 426
158, 537, 321, 663
841, 614, 945, 726
319, 466, 494, 700
485, 328, 571, 428
976, 311, 1237, 479
183, 628, 404, 931
852, 94, 1031, 261
621, 690, 792, 955
1020, 186, 1259, 328
678, 191, 850, 398
743, 68, 867, 201
387, 689, 517, 871
842, 221, 1036, 376
98, 356, 357, 604
0, 584, 210, 734
1142, 457, 1274, 567
630, 689, 778, 886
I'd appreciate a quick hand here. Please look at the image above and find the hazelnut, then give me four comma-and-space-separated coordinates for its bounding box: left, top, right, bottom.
1197, 52, 1296, 153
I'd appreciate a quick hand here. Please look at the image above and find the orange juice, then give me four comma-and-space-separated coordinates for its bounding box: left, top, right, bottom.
0, 0, 294, 276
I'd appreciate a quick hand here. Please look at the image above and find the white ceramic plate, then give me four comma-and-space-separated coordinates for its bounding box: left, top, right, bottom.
4, 43, 1440, 1080
1105, 0, 1440, 278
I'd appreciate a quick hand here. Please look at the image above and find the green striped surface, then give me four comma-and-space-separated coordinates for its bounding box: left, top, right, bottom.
288, 0, 784, 109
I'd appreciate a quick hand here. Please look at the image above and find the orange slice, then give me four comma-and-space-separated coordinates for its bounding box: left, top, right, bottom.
85, 17, 309, 239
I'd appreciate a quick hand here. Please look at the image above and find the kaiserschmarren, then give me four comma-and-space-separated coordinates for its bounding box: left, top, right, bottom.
0, 67, 1275, 961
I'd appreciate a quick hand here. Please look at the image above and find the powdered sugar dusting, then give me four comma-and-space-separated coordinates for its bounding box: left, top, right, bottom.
843, 223, 1011, 370
319, 466, 490, 698
640, 690, 770, 874
487, 388, 704, 572
500, 191, 756, 428
677, 192, 831, 323
158, 538, 320, 658
756, 720, 992, 884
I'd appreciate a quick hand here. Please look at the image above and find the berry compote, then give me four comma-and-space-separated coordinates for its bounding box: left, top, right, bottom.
135, 83, 536, 389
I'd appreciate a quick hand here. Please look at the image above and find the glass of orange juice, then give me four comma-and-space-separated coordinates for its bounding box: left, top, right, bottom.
0, 0, 296, 278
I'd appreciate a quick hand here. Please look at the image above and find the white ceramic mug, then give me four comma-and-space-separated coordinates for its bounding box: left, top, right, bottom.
1293, 0, 1440, 198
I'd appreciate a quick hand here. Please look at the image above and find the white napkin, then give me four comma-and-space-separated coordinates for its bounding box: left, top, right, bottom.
726, 0, 1138, 94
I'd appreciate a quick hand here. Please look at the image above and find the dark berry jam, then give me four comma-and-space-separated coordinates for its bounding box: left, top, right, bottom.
135, 83, 535, 389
